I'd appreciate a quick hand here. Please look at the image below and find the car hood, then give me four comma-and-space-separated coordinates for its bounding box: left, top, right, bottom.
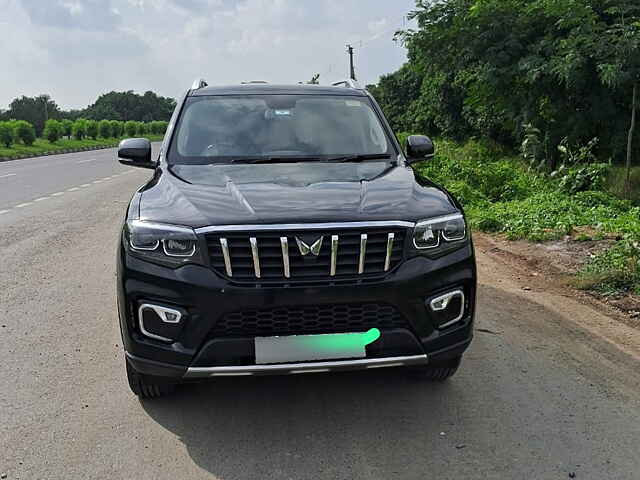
138, 161, 458, 228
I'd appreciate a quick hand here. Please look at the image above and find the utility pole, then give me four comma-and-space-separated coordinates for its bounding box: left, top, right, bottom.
346, 44, 356, 80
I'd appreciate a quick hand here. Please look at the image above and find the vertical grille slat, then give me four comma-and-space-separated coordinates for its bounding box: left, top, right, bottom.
220, 238, 233, 277
249, 237, 261, 278
280, 237, 290, 278
385, 233, 395, 272
330, 235, 339, 277
205, 226, 406, 284
358, 234, 367, 274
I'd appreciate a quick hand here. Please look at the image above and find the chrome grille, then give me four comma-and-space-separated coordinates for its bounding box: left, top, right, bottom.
204, 226, 406, 283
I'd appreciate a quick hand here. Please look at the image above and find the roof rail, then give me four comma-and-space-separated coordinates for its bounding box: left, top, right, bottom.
191, 78, 208, 90
331, 79, 361, 89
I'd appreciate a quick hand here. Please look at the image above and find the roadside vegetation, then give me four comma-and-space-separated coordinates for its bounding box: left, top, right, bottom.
369, 1, 640, 298
0, 90, 174, 159
0, 119, 166, 159
402, 136, 640, 296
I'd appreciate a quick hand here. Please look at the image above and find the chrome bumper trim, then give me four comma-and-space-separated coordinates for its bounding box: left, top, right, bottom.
184, 354, 428, 378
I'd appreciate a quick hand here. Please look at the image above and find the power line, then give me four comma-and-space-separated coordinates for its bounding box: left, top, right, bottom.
317, 14, 412, 82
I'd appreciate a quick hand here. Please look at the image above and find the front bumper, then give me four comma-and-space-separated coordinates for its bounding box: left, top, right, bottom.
118, 242, 476, 379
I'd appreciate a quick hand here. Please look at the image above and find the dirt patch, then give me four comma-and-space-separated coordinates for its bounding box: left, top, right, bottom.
474, 232, 640, 330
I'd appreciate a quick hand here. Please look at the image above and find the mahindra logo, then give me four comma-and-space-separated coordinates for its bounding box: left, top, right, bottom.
295, 236, 323, 256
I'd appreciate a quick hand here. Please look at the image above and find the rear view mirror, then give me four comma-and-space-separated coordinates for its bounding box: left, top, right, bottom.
118, 138, 155, 169
405, 135, 435, 165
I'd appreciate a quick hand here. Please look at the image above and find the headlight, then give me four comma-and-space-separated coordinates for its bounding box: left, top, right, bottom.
124, 220, 204, 268
412, 213, 467, 256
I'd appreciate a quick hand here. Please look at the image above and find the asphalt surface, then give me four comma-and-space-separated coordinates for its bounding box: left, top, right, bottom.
1, 146, 640, 480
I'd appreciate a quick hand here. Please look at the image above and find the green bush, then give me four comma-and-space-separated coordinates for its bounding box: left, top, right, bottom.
43, 119, 62, 143
412, 137, 638, 242
409, 136, 639, 294
13, 120, 36, 146
136, 122, 149, 136
61, 119, 73, 138
414, 138, 541, 205
0, 122, 14, 148
85, 120, 98, 140
98, 119, 112, 139
576, 239, 640, 295
150, 120, 168, 135
124, 120, 137, 137
110, 120, 123, 138
72, 119, 86, 140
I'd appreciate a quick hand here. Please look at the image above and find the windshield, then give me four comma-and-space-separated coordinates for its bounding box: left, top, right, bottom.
167, 95, 393, 164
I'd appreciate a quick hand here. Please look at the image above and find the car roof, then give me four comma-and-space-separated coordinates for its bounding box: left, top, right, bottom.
189, 83, 368, 97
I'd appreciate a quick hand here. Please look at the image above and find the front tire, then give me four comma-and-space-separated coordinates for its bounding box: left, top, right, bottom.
126, 360, 176, 398
407, 355, 461, 381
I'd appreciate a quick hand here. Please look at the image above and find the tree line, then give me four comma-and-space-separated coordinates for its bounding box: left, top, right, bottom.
368, 0, 640, 175
0, 119, 168, 149
0, 90, 176, 137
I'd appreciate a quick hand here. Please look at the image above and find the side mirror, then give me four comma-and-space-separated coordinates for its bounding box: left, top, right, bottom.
405, 135, 435, 164
118, 138, 155, 169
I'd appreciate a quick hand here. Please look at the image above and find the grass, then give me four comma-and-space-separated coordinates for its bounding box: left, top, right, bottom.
406, 136, 640, 295
0, 135, 164, 159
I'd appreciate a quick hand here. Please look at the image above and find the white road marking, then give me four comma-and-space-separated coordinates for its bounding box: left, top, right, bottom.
0, 173, 17, 179
102, 176, 112, 180
80, 184, 91, 188
67, 187, 80, 192
34, 197, 49, 202
92, 180, 102, 184
0, 209, 9, 215
77, 158, 96, 164
15, 202, 33, 208
51, 192, 65, 197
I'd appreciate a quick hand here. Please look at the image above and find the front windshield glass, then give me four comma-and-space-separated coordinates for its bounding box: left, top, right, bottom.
168, 94, 393, 164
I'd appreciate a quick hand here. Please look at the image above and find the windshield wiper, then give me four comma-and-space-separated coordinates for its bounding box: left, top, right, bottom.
325, 154, 392, 163
231, 156, 322, 165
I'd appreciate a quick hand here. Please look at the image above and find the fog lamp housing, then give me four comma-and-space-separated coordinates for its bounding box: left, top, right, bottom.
138, 303, 185, 342
428, 290, 465, 329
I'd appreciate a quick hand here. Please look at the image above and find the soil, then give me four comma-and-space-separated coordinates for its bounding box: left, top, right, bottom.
474, 232, 640, 331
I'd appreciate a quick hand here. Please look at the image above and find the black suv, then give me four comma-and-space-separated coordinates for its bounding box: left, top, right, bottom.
117, 79, 476, 398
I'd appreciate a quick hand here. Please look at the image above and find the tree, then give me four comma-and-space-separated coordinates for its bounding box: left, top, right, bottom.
13, 120, 36, 145
150, 120, 168, 135
307, 73, 320, 84
136, 122, 148, 136
43, 119, 62, 143
61, 119, 73, 138
84, 90, 176, 122
7, 95, 61, 136
0, 122, 13, 148
373, 0, 640, 168
627, 81, 638, 198
110, 120, 124, 138
85, 120, 98, 140
98, 119, 112, 138
72, 119, 87, 140
124, 120, 137, 137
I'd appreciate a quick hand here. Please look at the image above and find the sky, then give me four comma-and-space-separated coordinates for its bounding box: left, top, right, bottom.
0, 0, 416, 110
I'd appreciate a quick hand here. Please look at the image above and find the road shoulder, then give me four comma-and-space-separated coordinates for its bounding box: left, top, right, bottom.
475, 232, 640, 361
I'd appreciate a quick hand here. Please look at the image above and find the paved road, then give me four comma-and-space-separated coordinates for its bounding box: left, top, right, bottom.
1, 147, 639, 479
0, 146, 158, 212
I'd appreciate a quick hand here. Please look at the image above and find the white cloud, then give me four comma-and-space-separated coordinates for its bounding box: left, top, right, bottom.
0, 0, 415, 109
